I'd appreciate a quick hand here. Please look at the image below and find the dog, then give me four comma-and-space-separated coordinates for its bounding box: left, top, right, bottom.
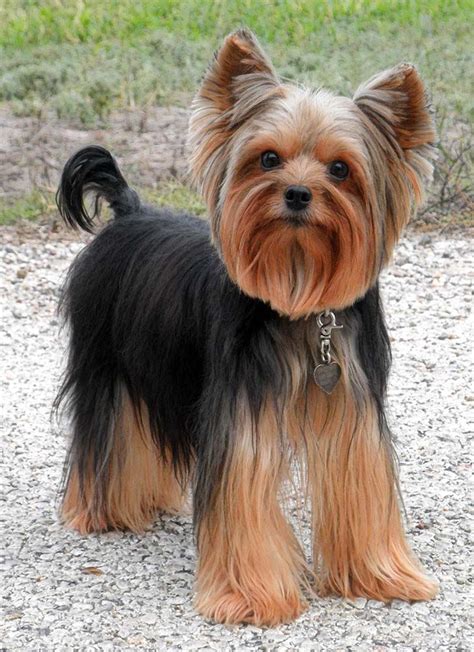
55, 29, 438, 626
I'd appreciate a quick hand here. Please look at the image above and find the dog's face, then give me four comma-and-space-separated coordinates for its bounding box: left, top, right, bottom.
188, 29, 435, 318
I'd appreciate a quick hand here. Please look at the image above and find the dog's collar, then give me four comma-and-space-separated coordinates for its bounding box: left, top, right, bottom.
313, 310, 343, 394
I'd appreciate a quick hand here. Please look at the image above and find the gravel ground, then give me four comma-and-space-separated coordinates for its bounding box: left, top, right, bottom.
1, 222, 472, 650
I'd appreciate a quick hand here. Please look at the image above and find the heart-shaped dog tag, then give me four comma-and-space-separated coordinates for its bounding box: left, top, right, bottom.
313, 362, 341, 394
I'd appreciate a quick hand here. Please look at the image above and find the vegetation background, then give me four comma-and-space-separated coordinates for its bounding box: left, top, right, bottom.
0, 0, 472, 227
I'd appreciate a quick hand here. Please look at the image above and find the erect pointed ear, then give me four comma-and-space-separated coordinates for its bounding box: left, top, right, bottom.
196, 28, 278, 116
188, 29, 281, 207
354, 64, 436, 200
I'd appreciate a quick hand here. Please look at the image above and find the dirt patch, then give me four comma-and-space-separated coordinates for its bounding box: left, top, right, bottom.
0, 106, 190, 201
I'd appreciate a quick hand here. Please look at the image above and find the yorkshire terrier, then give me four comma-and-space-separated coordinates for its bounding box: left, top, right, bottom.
55, 29, 438, 625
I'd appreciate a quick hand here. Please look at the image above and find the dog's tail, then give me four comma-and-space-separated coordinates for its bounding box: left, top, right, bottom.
56, 146, 140, 233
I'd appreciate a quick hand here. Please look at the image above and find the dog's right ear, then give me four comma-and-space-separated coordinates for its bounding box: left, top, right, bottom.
188, 29, 281, 207
196, 29, 278, 116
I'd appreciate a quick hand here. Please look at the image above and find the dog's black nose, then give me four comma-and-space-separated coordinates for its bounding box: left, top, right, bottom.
284, 185, 312, 211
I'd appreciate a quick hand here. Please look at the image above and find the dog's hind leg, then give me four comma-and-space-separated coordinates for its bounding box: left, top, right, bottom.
62, 387, 187, 534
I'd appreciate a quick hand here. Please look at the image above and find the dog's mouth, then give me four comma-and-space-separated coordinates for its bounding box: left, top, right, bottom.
283, 212, 310, 228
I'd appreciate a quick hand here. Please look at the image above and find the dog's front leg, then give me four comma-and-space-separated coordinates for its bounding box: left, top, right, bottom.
308, 376, 438, 602
193, 393, 308, 626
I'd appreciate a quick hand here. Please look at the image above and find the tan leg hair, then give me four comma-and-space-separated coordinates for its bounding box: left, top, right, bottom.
303, 375, 438, 602
62, 391, 188, 534
195, 399, 310, 627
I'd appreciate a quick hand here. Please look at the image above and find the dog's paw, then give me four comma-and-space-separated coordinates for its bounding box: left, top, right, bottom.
317, 567, 438, 603
62, 510, 111, 535
361, 574, 439, 603
195, 589, 307, 626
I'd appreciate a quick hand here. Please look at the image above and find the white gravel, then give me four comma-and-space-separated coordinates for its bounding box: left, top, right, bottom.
1, 223, 472, 650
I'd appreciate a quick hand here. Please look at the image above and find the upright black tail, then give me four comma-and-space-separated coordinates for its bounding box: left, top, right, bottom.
56, 146, 140, 233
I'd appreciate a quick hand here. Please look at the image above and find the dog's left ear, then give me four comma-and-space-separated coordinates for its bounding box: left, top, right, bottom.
354, 64, 436, 202
188, 29, 280, 207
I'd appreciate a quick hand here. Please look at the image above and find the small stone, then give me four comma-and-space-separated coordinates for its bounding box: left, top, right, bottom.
367, 600, 386, 609
411, 603, 430, 616
141, 613, 158, 625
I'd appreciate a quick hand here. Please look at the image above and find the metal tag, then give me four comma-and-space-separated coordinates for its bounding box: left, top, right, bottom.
313, 362, 341, 394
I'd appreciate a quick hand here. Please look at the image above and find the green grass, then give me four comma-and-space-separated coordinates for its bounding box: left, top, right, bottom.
0, 191, 56, 226
0, 1, 472, 125
0, 182, 205, 226
142, 181, 205, 216
0, 1, 469, 48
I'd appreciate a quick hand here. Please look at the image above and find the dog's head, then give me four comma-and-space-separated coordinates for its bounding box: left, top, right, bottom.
188, 29, 436, 318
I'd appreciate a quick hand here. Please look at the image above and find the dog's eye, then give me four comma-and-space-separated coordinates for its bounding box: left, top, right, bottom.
261, 151, 281, 169
328, 160, 349, 180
